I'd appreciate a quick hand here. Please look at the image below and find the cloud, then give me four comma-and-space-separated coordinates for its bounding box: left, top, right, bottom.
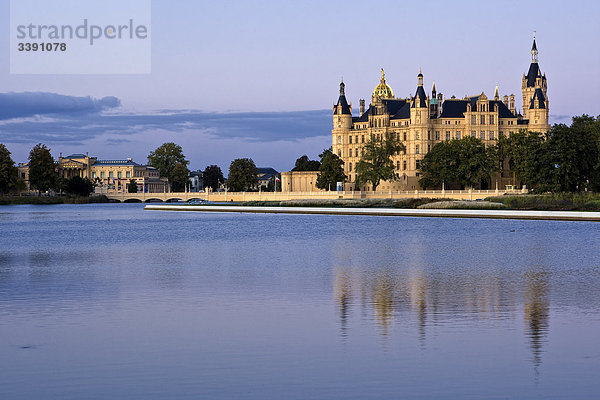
0, 92, 120, 120
0, 92, 334, 171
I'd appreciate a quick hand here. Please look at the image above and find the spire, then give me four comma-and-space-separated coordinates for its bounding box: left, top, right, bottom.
380, 68, 386, 83
531, 30, 538, 63
417, 68, 423, 87
339, 79, 345, 96
494, 84, 499, 100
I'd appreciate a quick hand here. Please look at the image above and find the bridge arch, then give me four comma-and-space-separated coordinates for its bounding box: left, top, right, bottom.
124, 198, 142, 203
145, 198, 164, 203
166, 198, 184, 203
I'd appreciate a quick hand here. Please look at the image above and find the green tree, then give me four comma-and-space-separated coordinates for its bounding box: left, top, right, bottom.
355, 134, 405, 191
203, 165, 224, 191
227, 158, 258, 191
418, 140, 456, 189
292, 155, 321, 171
0, 144, 17, 194
147, 142, 189, 191
28, 143, 56, 195
127, 179, 138, 193
419, 137, 497, 189
64, 176, 95, 197
316, 148, 346, 190
171, 162, 190, 192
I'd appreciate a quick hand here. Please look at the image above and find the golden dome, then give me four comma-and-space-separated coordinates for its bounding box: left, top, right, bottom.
372, 68, 394, 99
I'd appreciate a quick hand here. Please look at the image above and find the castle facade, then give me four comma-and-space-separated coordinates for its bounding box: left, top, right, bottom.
332, 35, 549, 191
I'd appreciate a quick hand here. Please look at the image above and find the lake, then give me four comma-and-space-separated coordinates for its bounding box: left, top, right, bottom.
1, 204, 599, 399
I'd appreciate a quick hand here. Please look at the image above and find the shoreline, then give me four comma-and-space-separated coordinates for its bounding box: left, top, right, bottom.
144, 204, 600, 222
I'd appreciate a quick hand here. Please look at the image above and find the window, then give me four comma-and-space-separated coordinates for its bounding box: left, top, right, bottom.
427, 130, 431, 140
480, 115, 485, 124
435, 131, 440, 140
403, 160, 407, 170
337, 136, 342, 144
126, 171, 131, 178
456, 132, 461, 140
101, 172, 105, 178
117, 172, 122, 179
337, 150, 341, 157
349, 136, 352, 144
92, 172, 97, 179
446, 131, 451, 140
349, 162, 352, 171
416, 131, 420, 140
109, 172, 114, 178
415, 144, 420, 154
403, 132, 407, 141
480, 131, 485, 140
396, 161, 400, 170
489, 131, 495, 140
361, 135, 364, 143
490, 115, 494, 124
416, 160, 421, 170
471, 115, 476, 124
355, 135, 358, 143
471, 131, 476, 137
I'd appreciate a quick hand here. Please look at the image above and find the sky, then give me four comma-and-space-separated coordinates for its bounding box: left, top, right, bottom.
1, 0, 599, 172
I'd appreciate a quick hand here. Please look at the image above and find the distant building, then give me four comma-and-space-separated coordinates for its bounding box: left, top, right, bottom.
256, 167, 279, 190
17, 153, 169, 193
188, 170, 204, 192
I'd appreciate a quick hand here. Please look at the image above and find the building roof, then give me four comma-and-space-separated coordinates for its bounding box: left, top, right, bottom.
525, 62, 545, 88
529, 88, 546, 109
93, 159, 138, 166
372, 69, 394, 99
256, 167, 279, 180
412, 86, 427, 108
64, 153, 87, 159
334, 94, 351, 115
439, 96, 516, 119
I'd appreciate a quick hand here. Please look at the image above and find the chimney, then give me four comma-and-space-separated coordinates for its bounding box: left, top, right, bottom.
503, 95, 508, 106
359, 99, 365, 115
509, 94, 515, 114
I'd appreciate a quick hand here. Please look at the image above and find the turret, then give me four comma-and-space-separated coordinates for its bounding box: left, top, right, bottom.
359, 99, 365, 116
411, 69, 429, 125
509, 94, 515, 115
333, 79, 352, 129
430, 81, 438, 115
494, 85, 499, 101
522, 31, 548, 121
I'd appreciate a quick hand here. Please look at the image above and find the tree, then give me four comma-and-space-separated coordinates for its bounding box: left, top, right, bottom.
147, 142, 189, 191
203, 165, 224, 191
419, 137, 497, 189
0, 144, 17, 194
28, 143, 56, 195
292, 155, 321, 171
171, 162, 190, 192
497, 130, 544, 188
127, 179, 138, 193
64, 176, 95, 197
316, 148, 346, 190
355, 134, 405, 191
227, 158, 258, 191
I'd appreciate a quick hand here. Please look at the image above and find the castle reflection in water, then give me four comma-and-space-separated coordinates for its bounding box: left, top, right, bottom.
333, 263, 549, 367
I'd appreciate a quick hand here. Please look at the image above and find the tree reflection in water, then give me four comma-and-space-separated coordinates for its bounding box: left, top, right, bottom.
333, 264, 549, 370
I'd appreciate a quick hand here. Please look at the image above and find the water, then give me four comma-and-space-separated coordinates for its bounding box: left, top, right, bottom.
1, 204, 599, 399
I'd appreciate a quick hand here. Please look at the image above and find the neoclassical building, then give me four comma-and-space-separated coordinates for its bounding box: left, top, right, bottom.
331, 35, 549, 191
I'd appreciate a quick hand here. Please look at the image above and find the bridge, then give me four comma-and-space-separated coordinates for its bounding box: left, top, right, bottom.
102, 188, 526, 203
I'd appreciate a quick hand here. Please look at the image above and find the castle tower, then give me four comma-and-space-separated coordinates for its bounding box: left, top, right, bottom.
522, 32, 548, 124
333, 79, 352, 130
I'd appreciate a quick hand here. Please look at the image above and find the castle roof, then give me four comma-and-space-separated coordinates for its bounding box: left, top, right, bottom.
412, 86, 427, 108
373, 68, 394, 99
529, 88, 546, 109
525, 62, 543, 88
440, 96, 516, 119
334, 94, 351, 115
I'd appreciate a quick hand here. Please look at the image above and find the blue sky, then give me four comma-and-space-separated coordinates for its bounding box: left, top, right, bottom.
1, 0, 599, 172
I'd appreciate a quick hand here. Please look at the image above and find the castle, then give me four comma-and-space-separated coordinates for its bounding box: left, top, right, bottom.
332, 34, 549, 191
